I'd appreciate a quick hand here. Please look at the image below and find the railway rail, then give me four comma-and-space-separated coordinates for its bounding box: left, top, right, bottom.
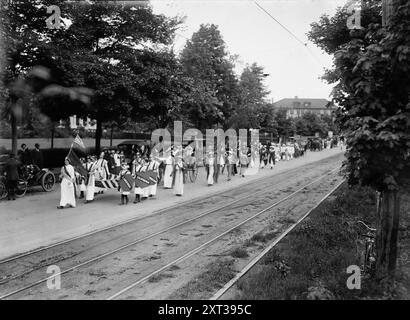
0, 155, 342, 300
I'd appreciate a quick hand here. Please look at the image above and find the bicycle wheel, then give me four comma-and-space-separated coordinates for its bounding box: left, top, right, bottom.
0, 180, 7, 200
15, 179, 28, 198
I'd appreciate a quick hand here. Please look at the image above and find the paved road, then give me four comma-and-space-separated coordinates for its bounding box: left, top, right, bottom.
0, 148, 344, 261
0, 151, 344, 299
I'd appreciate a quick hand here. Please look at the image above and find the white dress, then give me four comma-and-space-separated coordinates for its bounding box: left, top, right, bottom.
173, 162, 184, 196
163, 156, 174, 189
132, 161, 143, 196
86, 162, 96, 201
140, 164, 150, 198
207, 157, 214, 185
148, 161, 159, 196
60, 164, 76, 207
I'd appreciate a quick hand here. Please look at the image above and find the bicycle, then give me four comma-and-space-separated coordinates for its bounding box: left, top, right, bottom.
357, 220, 377, 275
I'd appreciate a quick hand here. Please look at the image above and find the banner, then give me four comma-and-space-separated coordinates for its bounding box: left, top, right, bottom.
119, 173, 134, 192
146, 171, 158, 184
134, 172, 154, 188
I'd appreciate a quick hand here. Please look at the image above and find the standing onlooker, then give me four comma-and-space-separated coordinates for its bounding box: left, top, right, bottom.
5, 153, 20, 201
31, 143, 43, 169
114, 150, 121, 175
18, 144, 32, 165
107, 150, 116, 175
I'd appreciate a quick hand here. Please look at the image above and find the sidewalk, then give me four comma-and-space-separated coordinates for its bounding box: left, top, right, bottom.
0, 148, 344, 260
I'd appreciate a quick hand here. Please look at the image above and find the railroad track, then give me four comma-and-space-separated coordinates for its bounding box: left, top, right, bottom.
210, 179, 345, 300
0, 158, 341, 300
105, 169, 342, 300
0, 155, 340, 266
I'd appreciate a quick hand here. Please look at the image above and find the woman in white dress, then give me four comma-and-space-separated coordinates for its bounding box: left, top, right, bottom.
58, 158, 76, 209
132, 154, 143, 203
85, 156, 97, 203
163, 147, 174, 189
206, 150, 214, 186
148, 154, 159, 198
94, 152, 110, 194
172, 156, 184, 196
140, 157, 150, 200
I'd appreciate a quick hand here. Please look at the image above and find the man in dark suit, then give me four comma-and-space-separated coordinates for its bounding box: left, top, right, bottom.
5, 153, 20, 200
31, 143, 43, 169
17, 144, 32, 165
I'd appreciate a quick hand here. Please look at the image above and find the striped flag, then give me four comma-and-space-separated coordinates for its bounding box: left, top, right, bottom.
67, 149, 88, 177
73, 134, 86, 151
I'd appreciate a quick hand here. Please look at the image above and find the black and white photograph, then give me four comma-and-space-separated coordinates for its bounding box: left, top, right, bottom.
0, 0, 409, 305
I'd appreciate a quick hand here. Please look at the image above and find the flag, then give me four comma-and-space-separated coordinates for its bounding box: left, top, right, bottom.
66, 149, 88, 177
95, 178, 119, 189
73, 134, 86, 151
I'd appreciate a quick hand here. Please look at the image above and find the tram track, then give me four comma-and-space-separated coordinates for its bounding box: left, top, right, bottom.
0, 155, 343, 300
0, 155, 340, 266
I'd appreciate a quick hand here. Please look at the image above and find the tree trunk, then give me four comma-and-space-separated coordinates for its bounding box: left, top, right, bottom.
50, 123, 55, 149
110, 125, 114, 147
375, 190, 400, 284
11, 113, 17, 155
95, 118, 102, 155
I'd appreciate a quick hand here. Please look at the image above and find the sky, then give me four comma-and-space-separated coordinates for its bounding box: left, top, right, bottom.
150, 0, 348, 102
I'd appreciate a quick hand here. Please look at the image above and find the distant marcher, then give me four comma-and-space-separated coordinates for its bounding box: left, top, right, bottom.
172, 156, 184, 196
147, 154, 159, 198
85, 156, 97, 203
57, 158, 76, 209
5, 153, 20, 200
163, 147, 174, 189
204, 149, 215, 186
118, 162, 131, 205
31, 143, 43, 169
131, 153, 143, 203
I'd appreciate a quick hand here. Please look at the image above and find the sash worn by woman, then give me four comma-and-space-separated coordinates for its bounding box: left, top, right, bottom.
58, 158, 76, 209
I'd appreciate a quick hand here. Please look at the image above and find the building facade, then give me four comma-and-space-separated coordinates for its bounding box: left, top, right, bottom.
59, 115, 96, 131
273, 97, 335, 119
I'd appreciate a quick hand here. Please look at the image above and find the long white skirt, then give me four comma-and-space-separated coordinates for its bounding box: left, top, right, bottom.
134, 185, 143, 195
86, 175, 95, 201
207, 165, 214, 185
163, 165, 173, 188
173, 170, 184, 195
142, 186, 150, 198
149, 183, 157, 196
60, 178, 76, 207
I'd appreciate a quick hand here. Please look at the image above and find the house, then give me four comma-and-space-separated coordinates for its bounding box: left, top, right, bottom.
58, 115, 96, 131
273, 97, 335, 119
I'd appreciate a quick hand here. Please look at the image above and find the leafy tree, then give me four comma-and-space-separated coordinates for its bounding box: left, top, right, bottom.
1, 0, 93, 154
274, 109, 295, 138
228, 63, 270, 130
180, 24, 239, 129
53, 1, 181, 153
309, 0, 410, 283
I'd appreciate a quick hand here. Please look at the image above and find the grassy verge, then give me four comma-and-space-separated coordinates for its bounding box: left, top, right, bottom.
234, 183, 410, 300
